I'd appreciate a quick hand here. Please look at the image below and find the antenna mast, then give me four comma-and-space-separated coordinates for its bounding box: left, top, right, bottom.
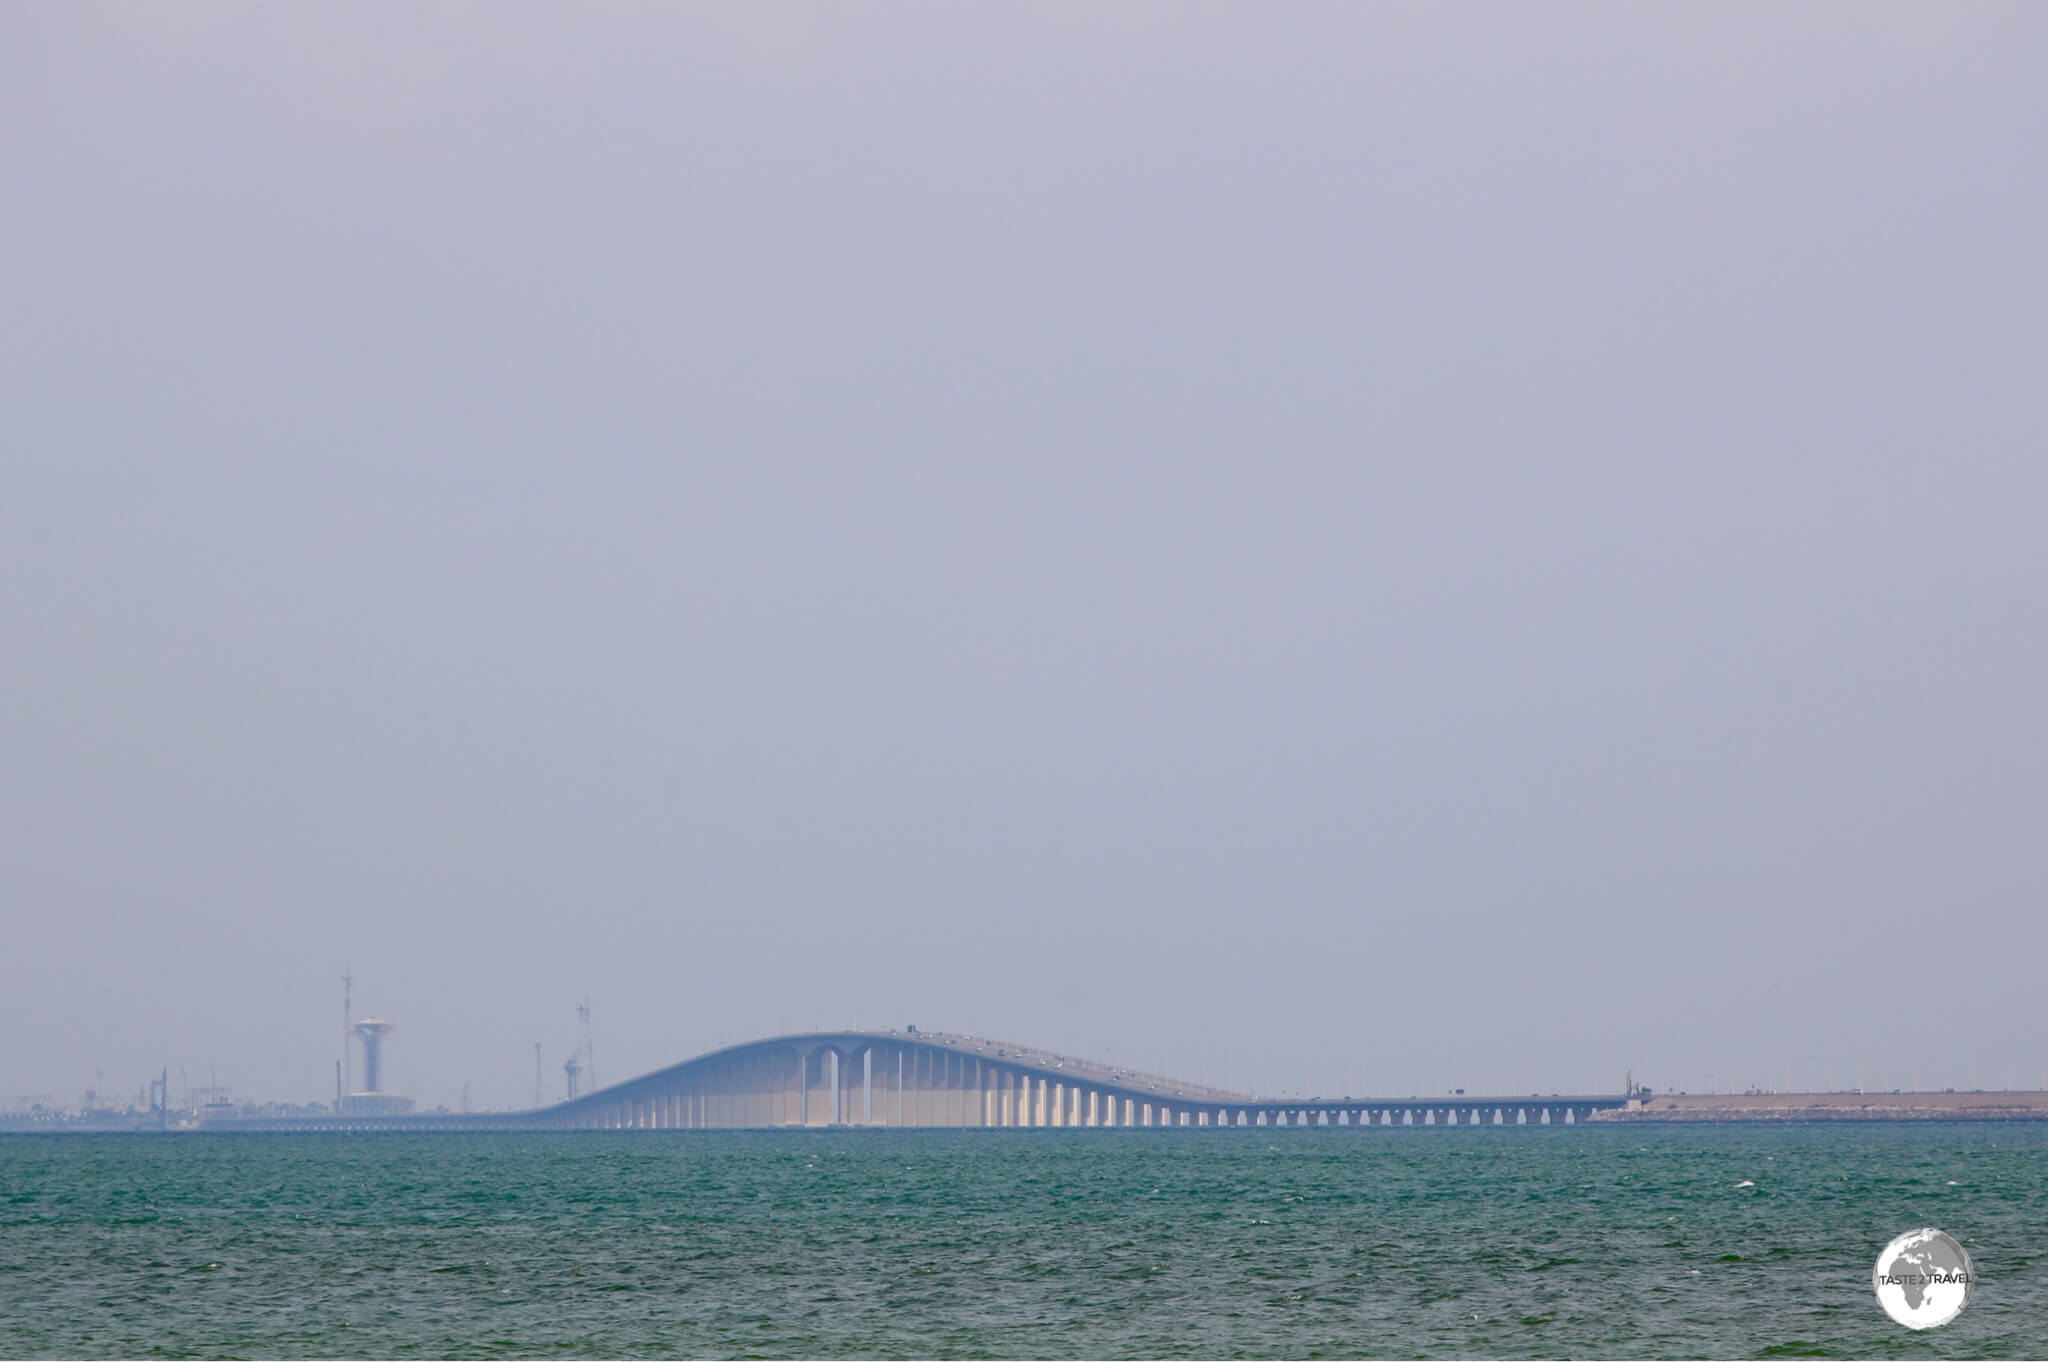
579, 998, 596, 1092
341, 966, 353, 1101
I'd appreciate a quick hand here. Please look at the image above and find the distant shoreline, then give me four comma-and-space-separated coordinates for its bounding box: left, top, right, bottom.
1593, 1090, 2048, 1122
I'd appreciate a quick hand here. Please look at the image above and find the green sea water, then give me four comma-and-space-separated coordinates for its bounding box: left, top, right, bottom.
3, 1125, 2042, 1359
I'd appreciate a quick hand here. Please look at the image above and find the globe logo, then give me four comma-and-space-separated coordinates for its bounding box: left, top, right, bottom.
1873, 1228, 1974, 1329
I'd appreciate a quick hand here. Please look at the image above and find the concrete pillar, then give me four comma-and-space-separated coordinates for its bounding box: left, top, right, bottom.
813, 1050, 836, 1127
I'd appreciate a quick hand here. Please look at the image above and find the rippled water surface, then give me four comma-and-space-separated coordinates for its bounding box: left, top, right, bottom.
4, 1125, 2044, 1358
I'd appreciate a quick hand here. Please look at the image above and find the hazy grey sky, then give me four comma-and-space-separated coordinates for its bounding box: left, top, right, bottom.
5, 3, 2043, 1112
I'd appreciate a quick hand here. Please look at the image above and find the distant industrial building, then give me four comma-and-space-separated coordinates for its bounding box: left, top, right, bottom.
341, 1016, 413, 1117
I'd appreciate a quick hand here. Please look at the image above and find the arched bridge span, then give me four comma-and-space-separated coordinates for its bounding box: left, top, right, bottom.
521, 1030, 1628, 1131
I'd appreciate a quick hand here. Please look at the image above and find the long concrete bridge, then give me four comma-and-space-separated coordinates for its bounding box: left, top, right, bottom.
208, 1029, 1630, 1132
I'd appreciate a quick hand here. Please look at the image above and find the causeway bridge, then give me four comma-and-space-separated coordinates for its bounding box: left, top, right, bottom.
209, 1030, 1631, 1132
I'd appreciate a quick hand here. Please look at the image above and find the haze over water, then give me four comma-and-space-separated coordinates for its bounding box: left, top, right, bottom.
5, 5, 2047, 1116
5, 1126, 2043, 1359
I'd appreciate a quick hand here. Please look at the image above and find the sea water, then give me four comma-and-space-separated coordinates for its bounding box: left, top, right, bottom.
3, 1125, 2042, 1358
